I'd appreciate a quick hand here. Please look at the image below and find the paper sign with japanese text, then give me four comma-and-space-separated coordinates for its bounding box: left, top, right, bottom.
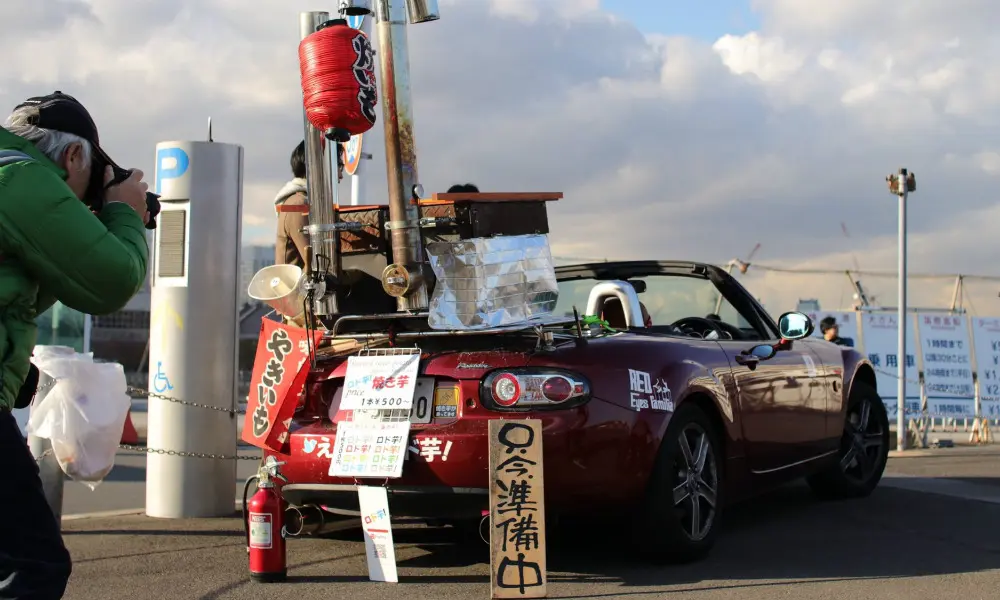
340, 352, 421, 410
489, 419, 547, 598
971, 318, 1000, 419
241, 319, 322, 452
916, 313, 975, 418
328, 421, 411, 478
358, 485, 398, 582
859, 311, 920, 420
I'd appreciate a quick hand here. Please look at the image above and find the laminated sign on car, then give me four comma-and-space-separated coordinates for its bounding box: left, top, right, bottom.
329, 349, 423, 479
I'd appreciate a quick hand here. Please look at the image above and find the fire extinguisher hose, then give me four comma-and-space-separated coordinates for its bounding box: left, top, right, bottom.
242, 474, 259, 552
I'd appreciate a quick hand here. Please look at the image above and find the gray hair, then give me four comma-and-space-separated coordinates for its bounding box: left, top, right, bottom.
3, 106, 92, 168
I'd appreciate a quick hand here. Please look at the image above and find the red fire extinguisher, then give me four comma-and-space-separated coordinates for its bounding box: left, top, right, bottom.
244, 458, 288, 583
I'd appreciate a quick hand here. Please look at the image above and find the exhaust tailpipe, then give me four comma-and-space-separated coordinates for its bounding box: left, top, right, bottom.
406, 0, 439, 23
284, 504, 359, 537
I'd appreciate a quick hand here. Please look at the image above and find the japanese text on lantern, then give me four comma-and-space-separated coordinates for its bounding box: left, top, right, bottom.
488, 420, 547, 599
251, 327, 293, 438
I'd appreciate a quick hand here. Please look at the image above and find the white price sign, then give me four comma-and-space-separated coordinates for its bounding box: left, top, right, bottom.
916, 313, 975, 418
341, 352, 421, 410
971, 317, 1000, 418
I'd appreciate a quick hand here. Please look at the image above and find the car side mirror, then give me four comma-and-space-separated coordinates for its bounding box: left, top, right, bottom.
735, 343, 777, 369
777, 311, 814, 340
748, 344, 776, 360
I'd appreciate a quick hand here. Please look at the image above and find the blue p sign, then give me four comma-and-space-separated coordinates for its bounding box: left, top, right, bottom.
155, 147, 190, 195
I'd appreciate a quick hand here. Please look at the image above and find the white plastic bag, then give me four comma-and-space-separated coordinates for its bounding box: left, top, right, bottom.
27, 347, 131, 490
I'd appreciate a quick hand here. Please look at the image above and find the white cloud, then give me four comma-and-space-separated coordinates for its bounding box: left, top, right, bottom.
2, 0, 1000, 315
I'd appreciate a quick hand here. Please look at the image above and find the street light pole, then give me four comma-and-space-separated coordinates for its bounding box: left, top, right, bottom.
887, 168, 916, 451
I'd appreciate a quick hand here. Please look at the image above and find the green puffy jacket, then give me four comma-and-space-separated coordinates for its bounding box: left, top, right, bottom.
0, 127, 148, 410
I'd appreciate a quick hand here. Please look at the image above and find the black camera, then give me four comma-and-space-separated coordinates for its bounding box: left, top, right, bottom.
85, 160, 161, 230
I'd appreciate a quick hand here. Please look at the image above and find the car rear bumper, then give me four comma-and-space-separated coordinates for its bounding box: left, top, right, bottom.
280, 482, 488, 519
266, 412, 588, 518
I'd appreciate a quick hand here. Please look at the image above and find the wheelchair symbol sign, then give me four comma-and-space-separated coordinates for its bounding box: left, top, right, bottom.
154, 361, 174, 393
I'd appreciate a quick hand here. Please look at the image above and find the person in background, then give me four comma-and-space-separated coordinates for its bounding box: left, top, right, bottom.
274, 140, 346, 271
447, 183, 479, 193
820, 316, 854, 347
0, 91, 150, 600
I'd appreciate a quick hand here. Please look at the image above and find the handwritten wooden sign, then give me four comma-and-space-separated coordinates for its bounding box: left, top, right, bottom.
488, 419, 547, 598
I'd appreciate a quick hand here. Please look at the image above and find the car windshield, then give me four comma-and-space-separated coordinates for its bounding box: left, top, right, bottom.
554, 272, 757, 332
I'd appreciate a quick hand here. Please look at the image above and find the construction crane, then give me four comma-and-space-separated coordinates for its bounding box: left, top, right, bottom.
841, 222, 874, 307
715, 242, 761, 314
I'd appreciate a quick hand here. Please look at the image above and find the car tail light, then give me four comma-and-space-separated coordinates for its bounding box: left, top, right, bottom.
482, 368, 590, 411
492, 374, 521, 407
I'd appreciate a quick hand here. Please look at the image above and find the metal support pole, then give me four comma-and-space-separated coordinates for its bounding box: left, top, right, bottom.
347, 1, 372, 207
949, 275, 963, 312
83, 314, 92, 356
300, 11, 340, 317
887, 167, 914, 451
28, 345, 75, 523
351, 156, 367, 206
897, 182, 907, 450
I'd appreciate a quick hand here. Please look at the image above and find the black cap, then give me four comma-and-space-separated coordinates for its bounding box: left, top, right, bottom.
13, 91, 121, 171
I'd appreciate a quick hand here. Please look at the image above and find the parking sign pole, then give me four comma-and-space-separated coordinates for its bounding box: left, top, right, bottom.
145, 141, 243, 518
887, 168, 914, 451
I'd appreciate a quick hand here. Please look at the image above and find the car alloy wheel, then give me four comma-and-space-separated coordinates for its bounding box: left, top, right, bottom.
672, 423, 719, 542
839, 396, 885, 485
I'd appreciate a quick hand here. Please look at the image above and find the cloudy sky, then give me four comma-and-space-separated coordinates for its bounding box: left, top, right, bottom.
2, 0, 999, 314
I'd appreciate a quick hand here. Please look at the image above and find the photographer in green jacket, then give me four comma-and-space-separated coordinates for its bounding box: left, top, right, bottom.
0, 91, 150, 599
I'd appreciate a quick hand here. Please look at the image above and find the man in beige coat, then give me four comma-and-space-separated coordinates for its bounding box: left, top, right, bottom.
274, 140, 346, 269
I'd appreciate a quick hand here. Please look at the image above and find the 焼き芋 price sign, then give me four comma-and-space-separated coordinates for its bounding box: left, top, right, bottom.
489, 419, 547, 599
340, 352, 421, 411
242, 319, 322, 452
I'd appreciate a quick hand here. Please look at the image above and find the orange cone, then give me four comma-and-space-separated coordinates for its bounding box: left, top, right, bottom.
120, 409, 138, 445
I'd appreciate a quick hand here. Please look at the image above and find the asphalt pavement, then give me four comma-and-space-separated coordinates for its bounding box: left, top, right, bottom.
55, 445, 1000, 600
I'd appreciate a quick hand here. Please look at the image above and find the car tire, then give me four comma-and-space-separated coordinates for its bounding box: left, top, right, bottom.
806, 381, 890, 500
635, 402, 724, 564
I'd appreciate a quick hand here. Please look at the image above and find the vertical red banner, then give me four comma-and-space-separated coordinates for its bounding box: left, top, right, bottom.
242, 319, 322, 452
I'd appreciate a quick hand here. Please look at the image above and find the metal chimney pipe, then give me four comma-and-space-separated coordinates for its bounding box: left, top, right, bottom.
299, 11, 340, 317
373, 0, 430, 311
406, 0, 440, 24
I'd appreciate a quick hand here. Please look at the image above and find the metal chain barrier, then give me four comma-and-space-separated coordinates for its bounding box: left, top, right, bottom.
127, 385, 248, 416
123, 384, 259, 460
32, 377, 261, 462
118, 443, 260, 461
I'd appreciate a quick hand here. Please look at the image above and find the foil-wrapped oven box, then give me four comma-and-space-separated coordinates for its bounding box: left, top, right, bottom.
425, 234, 559, 330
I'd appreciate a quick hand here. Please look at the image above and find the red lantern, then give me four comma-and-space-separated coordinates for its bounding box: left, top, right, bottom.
299, 19, 378, 141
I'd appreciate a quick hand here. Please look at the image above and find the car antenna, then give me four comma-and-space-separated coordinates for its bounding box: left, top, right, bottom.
572, 306, 587, 346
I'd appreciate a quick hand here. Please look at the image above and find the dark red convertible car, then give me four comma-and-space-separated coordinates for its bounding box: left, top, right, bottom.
268, 260, 889, 563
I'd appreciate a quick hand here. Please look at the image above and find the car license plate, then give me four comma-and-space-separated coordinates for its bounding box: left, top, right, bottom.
408, 378, 435, 424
